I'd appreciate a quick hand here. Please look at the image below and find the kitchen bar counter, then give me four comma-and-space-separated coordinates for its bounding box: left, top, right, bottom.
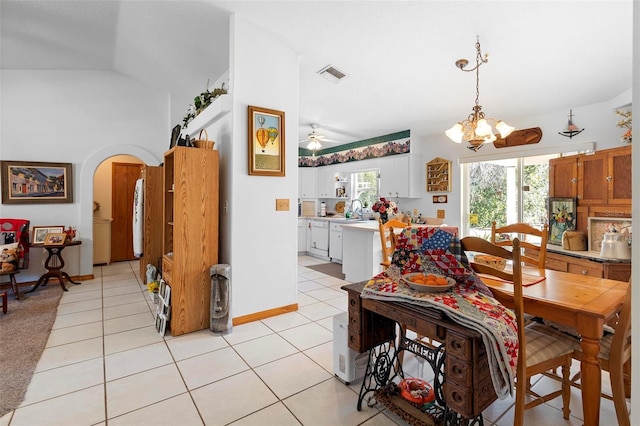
546, 244, 631, 263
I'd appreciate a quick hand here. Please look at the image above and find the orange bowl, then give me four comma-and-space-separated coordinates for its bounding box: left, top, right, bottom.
399, 378, 435, 404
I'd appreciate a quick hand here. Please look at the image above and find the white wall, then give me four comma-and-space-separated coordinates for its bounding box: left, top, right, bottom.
228, 15, 299, 317
0, 70, 166, 280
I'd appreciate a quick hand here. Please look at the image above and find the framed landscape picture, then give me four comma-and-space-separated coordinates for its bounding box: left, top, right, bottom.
548, 197, 576, 245
248, 105, 285, 177
1, 160, 73, 204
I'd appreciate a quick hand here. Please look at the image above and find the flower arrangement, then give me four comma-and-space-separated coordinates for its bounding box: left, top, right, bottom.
615, 109, 632, 143
371, 197, 398, 223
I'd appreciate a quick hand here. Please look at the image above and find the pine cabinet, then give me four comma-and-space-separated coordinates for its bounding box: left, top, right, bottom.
163, 146, 219, 336
138, 165, 164, 282
549, 146, 631, 207
548, 156, 578, 198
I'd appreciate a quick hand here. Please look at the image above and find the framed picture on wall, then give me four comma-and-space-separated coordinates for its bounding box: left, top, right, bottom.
548, 197, 577, 245
248, 105, 285, 176
1, 160, 73, 204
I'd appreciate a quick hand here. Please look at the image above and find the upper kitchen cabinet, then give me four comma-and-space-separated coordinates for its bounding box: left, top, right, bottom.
299, 167, 316, 199
549, 156, 578, 198
550, 146, 631, 207
577, 146, 632, 206
379, 154, 422, 198
606, 145, 632, 204
316, 166, 335, 198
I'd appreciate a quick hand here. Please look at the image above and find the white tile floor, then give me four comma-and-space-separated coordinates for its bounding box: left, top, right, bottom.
1, 256, 625, 425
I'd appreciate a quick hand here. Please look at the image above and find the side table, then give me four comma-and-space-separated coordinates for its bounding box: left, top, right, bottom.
27, 241, 82, 293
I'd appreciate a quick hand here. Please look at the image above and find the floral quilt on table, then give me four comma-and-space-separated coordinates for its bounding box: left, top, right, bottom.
361, 226, 518, 399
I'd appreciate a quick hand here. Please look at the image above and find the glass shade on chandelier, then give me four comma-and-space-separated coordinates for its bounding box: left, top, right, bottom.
446, 106, 514, 151
558, 109, 584, 139
445, 37, 514, 151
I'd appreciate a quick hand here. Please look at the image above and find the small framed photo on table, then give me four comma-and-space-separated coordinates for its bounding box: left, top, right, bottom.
44, 233, 67, 246
32, 226, 65, 244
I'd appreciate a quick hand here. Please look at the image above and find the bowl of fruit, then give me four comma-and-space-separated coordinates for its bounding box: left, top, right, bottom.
401, 273, 455, 293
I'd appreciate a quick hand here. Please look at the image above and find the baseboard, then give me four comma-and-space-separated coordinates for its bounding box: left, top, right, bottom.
232, 303, 298, 326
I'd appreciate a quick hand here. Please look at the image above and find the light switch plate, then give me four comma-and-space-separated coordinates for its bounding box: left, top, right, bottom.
437, 209, 445, 219
276, 198, 290, 211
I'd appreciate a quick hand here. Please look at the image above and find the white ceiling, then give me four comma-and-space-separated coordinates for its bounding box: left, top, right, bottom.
1, 1, 633, 149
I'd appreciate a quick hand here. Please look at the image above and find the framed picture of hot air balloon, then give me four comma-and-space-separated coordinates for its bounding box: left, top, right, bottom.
248, 105, 285, 176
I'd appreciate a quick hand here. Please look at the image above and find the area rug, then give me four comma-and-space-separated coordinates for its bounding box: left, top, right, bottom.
0, 285, 63, 417
306, 263, 345, 280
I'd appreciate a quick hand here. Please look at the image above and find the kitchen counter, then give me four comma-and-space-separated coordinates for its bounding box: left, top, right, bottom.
546, 244, 631, 263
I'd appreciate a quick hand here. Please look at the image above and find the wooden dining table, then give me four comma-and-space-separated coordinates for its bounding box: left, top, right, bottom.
481, 267, 629, 426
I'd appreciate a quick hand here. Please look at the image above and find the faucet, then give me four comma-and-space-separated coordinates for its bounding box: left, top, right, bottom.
351, 199, 363, 220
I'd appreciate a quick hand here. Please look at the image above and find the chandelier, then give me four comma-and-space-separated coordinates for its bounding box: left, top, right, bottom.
445, 37, 514, 151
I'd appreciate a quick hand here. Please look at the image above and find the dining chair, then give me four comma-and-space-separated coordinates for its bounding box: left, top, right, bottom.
378, 218, 407, 270
528, 281, 631, 426
491, 221, 549, 269
461, 236, 575, 425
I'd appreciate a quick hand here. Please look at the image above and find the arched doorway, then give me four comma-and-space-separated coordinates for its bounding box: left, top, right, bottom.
79, 145, 160, 277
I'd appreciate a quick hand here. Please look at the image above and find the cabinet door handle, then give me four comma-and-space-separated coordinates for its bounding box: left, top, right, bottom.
571, 178, 577, 183
606, 176, 612, 182
581, 269, 588, 275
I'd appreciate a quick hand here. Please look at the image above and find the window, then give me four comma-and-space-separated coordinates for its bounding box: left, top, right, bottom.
462, 154, 555, 239
351, 170, 379, 208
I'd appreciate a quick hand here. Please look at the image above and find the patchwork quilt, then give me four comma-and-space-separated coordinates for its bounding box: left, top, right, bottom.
361, 226, 518, 399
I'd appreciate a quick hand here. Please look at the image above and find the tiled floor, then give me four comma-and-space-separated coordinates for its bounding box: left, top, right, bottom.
1, 256, 625, 425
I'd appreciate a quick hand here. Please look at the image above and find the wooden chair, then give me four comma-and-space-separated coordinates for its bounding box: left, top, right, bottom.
491, 221, 549, 269
461, 236, 575, 425
0, 269, 21, 300
0, 290, 7, 314
378, 218, 407, 270
529, 282, 632, 426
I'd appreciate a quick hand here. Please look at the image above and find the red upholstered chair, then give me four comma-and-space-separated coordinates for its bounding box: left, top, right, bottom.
0, 218, 30, 300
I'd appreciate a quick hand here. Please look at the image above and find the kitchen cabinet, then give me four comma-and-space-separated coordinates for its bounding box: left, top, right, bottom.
524, 248, 631, 281
298, 167, 316, 199
329, 222, 343, 262
379, 154, 422, 198
298, 219, 308, 253
316, 166, 335, 198
163, 146, 219, 336
333, 172, 350, 199
550, 146, 631, 207
549, 156, 578, 198
577, 151, 608, 206
309, 220, 329, 258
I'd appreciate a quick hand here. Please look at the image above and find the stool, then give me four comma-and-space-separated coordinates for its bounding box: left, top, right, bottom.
0, 270, 21, 300
1, 291, 7, 314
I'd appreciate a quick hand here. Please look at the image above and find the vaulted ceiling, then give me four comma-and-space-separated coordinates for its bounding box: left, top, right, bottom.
1, 1, 633, 148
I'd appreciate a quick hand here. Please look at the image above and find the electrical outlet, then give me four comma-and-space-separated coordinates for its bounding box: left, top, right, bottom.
437, 209, 445, 219
276, 198, 290, 211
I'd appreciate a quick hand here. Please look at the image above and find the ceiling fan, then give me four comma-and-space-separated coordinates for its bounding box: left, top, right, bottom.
300, 124, 339, 150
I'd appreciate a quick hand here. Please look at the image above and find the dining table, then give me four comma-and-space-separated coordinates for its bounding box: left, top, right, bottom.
481, 266, 629, 426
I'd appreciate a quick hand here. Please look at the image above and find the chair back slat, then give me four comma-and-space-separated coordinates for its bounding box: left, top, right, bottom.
491, 221, 548, 268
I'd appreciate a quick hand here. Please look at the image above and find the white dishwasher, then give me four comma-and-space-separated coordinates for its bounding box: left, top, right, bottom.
309, 220, 329, 258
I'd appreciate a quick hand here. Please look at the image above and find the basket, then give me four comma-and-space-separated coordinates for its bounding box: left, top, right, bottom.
193, 129, 215, 149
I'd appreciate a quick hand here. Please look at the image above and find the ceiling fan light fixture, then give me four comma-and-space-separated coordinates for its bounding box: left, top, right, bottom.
445, 37, 514, 151
306, 140, 322, 151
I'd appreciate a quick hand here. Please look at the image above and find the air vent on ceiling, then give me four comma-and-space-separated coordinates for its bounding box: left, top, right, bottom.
317, 65, 347, 83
